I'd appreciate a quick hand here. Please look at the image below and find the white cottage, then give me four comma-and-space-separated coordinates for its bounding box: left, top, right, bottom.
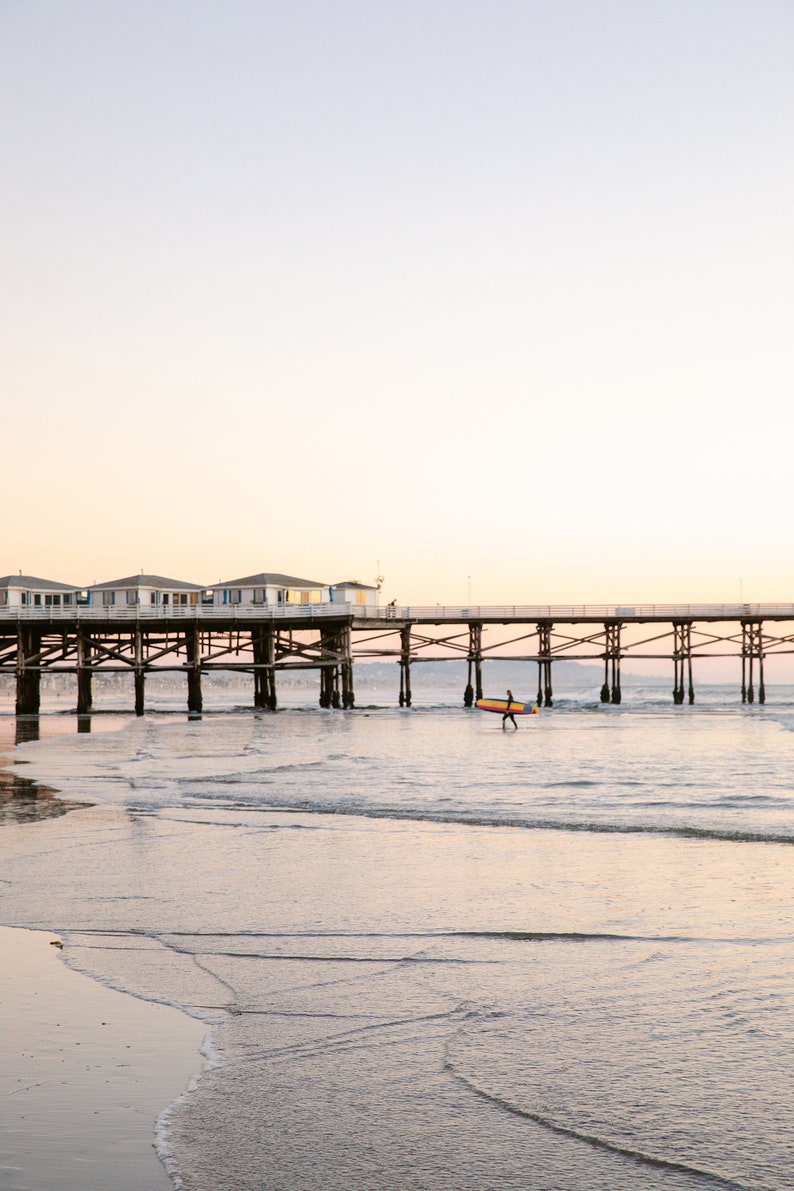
0, 574, 83, 610
87, 574, 206, 608
330, 581, 380, 608
208, 572, 330, 607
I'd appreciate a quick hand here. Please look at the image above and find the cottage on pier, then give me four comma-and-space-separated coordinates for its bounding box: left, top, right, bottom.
86, 574, 205, 608
330, 580, 379, 608
208, 572, 330, 607
0, 574, 82, 609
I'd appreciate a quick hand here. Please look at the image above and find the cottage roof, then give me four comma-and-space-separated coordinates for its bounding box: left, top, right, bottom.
88, 574, 204, 592
332, 580, 378, 590
213, 572, 327, 589
0, 574, 81, 591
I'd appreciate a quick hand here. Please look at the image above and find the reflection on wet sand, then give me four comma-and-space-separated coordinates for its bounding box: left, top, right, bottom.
15, 716, 40, 746
0, 766, 89, 824
1, 716, 92, 824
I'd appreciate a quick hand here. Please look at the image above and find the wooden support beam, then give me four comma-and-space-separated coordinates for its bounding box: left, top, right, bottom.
399, 625, 412, 707
464, 623, 482, 706
601, 622, 621, 704
536, 622, 553, 707
76, 631, 93, 715
741, 621, 765, 705
185, 629, 202, 714
15, 626, 41, 715
134, 628, 145, 716
331, 653, 341, 709
339, 625, 354, 709
672, 622, 694, 704
319, 627, 333, 708
251, 627, 277, 709
266, 628, 277, 710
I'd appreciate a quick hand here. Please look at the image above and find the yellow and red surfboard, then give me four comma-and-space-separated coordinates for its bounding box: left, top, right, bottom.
476, 698, 538, 715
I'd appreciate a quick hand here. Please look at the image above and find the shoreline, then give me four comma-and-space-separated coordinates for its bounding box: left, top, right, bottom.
0, 924, 206, 1191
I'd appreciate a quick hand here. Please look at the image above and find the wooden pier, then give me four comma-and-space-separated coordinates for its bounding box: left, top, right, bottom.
2, 603, 794, 716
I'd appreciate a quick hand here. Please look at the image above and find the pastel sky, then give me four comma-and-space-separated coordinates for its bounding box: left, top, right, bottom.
3, 1, 793, 605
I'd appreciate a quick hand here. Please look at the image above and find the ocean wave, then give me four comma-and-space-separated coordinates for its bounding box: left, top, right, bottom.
443, 1061, 752, 1190
211, 798, 794, 844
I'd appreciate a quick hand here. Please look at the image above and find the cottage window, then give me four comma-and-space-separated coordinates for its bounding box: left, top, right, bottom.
126, 590, 137, 605
150, 592, 159, 605
103, 591, 115, 606
34, 594, 42, 606
63, 593, 71, 605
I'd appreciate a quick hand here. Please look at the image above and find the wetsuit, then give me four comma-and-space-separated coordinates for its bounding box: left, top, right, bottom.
503, 691, 517, 728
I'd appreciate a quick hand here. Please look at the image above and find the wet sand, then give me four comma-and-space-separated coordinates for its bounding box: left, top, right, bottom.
0, 925, 206, 1191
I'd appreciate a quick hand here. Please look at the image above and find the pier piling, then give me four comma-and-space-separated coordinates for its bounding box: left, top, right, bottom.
76, 630, 93, 714
134, 629, 145, 716
536, 622, 553, 708
399, 625, 412, 707
741, 621, 765, 705
15, 626, 41, 715
186, 629, 203, 714
672, 621, 694, 704
464, 623, 483, 706
339, 625, 354, 708
253, 627, 277, 709
602, 622, 621, 704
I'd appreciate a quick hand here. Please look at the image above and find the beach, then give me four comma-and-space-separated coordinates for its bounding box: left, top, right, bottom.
2, 685, 794, 1189
0, 925, 204, 1191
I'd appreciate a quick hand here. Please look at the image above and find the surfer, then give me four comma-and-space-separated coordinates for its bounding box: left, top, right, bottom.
503, 689, 518, 730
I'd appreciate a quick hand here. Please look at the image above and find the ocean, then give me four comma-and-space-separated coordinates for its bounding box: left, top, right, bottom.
1, 676, 793, 1190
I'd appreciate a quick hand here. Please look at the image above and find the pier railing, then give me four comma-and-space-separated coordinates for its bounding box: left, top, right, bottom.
1, 602, 794, 623
0, 603, 353, 622
357, 603, 794, 622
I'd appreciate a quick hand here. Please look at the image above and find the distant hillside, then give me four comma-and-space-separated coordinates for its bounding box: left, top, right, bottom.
355, 659, 666, 689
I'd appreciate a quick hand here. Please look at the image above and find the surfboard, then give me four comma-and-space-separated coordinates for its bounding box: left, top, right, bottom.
476, 698, 538, 715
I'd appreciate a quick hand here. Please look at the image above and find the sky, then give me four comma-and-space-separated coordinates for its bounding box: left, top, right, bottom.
3, 0, 794, 605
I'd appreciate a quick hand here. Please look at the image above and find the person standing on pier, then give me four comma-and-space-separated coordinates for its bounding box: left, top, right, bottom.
503, 690, 518, 730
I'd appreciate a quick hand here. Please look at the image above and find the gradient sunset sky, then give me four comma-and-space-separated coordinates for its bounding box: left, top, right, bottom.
3, 1, 793, 605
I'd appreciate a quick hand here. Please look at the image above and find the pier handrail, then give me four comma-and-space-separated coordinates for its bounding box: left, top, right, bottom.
2, 602, 794, 623
0, 603, 353, 621
356, 603, 794, 621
